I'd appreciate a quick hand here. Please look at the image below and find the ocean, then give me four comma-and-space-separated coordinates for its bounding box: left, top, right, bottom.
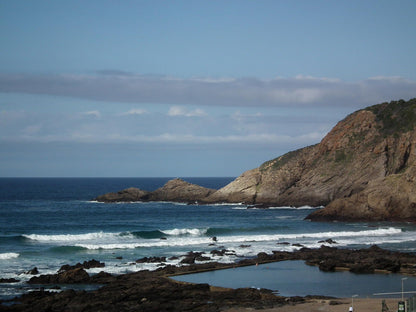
1, 177, 416, 300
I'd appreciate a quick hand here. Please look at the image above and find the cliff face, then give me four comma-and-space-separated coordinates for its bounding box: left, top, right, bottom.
206, 99, 416, 221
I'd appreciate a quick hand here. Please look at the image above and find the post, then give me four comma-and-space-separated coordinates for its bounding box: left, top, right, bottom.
351, 294, 358, 311
402, 278, 408, 301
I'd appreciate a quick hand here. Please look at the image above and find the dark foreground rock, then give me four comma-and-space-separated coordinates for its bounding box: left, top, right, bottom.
28, 268, 91, 284
3, 271, 290, 312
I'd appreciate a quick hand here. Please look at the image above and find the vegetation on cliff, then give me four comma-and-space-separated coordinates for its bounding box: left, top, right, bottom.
366, 98, 416, 137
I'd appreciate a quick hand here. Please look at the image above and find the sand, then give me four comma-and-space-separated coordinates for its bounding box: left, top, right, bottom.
224, 298, 401, 312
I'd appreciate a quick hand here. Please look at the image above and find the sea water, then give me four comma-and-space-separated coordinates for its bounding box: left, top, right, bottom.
1, 177, 416, 300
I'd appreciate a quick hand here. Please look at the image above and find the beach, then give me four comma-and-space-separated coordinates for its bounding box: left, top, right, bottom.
225, 298, 400, 312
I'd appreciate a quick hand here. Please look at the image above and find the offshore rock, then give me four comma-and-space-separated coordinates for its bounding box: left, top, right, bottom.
95, 187, 149, 202
95, 178, 215, 203
147, 178, 215, 202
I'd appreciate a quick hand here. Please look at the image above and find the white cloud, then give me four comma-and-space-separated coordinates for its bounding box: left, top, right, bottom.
120, 108, 148, 116
168, 106, 207, 117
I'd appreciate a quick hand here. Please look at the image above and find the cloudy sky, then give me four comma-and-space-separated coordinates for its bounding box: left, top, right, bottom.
1, 1, 416, 177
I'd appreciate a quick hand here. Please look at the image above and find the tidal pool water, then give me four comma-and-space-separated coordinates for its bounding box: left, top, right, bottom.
173, 260, 416, 298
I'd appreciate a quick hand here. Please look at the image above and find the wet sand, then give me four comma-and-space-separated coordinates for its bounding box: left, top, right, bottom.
225, 298, 400, 312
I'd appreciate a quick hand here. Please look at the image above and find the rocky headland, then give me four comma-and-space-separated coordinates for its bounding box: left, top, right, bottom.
95, 98, 416, 222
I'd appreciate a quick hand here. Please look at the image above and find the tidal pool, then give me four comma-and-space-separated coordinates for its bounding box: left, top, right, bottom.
172, 260, 416, 298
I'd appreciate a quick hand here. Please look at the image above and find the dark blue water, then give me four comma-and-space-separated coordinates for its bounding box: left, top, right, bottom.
1, 178, 416, 300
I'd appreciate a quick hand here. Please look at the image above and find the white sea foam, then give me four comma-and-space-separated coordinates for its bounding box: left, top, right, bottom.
161, 228, 207, 236
233, 205, 322, 210
211, 203, 245, 206
214, 227, 401, 244
23, 232, 127, 242
72, 227, 403, 251
0, 252, 19, 260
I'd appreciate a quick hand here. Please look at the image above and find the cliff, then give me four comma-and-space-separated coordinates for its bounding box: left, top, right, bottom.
205, 98, 416, 221
96, 99, 416, 222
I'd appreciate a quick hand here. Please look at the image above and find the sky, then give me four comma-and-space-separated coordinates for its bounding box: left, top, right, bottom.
1, 0, 416, 177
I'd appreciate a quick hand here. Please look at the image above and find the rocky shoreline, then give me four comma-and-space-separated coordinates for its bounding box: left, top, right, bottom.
2, 245, 416, 311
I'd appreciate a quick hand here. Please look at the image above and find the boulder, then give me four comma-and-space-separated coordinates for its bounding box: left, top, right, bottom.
59, 259, 105, 273
25, 267, 39, 275
135, 256, 166, 263
28, 268, 90, 284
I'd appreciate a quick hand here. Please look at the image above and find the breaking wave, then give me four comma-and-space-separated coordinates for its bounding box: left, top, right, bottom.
70, 227, 403, 250
161, 228, 207, 236
22, 232, 122, 242
0, 252, 19, 260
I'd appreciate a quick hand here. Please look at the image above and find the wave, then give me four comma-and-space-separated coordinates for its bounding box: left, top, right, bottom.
232, 205, 322, 210
131, 230, 166, 239
0, 235, 28, 243
161, 228, 208, 236
131, 228, 209, 239
220, 227, 402, 243
73, 227, 403, 250
19, 227, 404, 252
269, 205, 323, 210
23, 227, 211, 243
23, 232, 124, 242
0, 252, 19, 260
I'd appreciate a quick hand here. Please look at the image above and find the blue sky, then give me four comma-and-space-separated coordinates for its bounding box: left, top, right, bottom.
1, 0, 416, 177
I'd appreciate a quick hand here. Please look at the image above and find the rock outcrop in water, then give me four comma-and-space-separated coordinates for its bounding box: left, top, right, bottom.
96, 99, 416, 222
95, 178, 216, 203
